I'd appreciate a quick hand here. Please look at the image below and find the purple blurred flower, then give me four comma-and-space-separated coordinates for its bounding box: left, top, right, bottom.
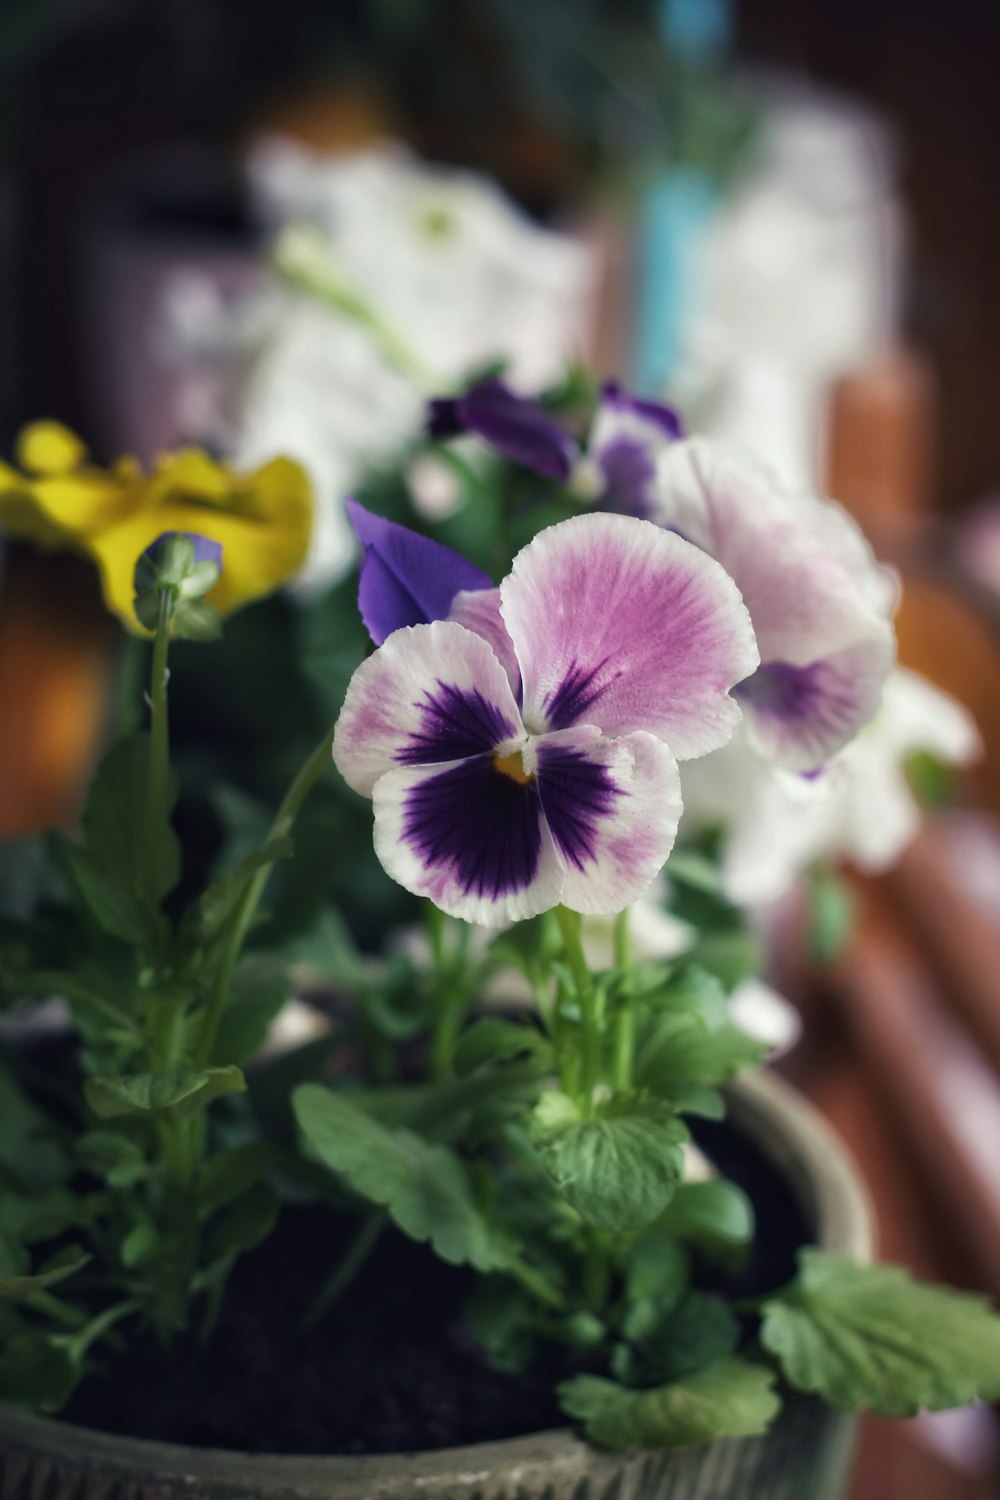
427, 377, 576, 482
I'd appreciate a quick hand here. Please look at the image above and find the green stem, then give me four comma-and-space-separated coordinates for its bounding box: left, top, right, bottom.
555, 906, 600, 1100
612, 906, 634, 1091
193, 720, 336, 1069
115, 634, 147, 739
58, 1299, 140, 1365
507, 1256, 567, 1312
144, 591, 173, 914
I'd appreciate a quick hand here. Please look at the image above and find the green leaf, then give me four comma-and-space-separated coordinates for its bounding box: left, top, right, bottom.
558, 1360, 780, 1449
209, 954, 293, 1065
197, 837, 294, 941
0, 1329, 78, 1412
530, 1093, 687, 1233
197, 1143, 277, 1214
467, 1279, 539, 1374
67, 735, 180, 943
202, 1182, 280, 1268
0, 1248, 91, 1302
75, 1131, 148, 1188
761, 1251, 1000, 1417
121, 1219, 159, 1270
621, 1234, 689, 1341
85, 1066, 245, 1120
656, 1180, 755, 1261
453, 1017, 552, 1076
294, 1084, 513, 1270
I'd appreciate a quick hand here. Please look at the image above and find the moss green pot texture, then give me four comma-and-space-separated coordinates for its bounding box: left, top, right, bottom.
0, 1069, 873, 1500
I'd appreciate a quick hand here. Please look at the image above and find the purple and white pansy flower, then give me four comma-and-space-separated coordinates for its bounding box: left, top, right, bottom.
646, 442, 897, 772
425, 378, 897, 774
428, 376, 576, 483
333, 511, 759, 926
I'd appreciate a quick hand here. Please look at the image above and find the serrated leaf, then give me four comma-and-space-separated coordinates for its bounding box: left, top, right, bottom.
530, 1093, 687, 1233
558, 1359, 780, 1449
84, 1065, 245, 1120
294, 1084, 513, 1270
453, 1017, 552, 1077
761, 1251, 1000, 1417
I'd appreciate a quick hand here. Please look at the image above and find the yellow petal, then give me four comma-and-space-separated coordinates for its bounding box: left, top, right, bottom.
88, 457, 313, 633
29, 472, 141, 537
17, 422, 89, 476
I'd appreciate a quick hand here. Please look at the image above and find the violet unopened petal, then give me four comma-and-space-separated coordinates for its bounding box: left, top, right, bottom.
439, 378, 576, 481
373, 755, 565, 926
736, 639, 894, 772
346, 498, 491, 645
332, 620, 522, 797
535, 726, 682, 914
501, 512, 758, 758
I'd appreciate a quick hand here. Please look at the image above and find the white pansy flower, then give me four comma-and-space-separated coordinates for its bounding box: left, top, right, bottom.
681, 668, 981, 906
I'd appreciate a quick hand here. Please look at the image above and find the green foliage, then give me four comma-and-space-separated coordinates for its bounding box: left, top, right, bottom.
530, 1091, 687, 1232
293, 1085, 513, 1270
656, 1179, 755, 1263
761, 1251, 1000, 1417
84, 1066, 246, 1120
558, 1360, 780, 1449
65, 735, 180, 945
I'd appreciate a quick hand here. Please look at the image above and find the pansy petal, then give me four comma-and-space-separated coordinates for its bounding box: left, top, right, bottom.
372, 755, 565, 926
502, 512, 758, 757
589, 384, 682, 519
438, 378, 577, 481
736, 639, 894, 771
447, 586, 521, 697
534, 726, 682, 914
653, 442, 894, 659
332, 620, 523, 797
347, 499, 491, 645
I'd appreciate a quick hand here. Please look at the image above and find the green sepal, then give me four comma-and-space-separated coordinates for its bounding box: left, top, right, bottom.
84, 1065, 245, 1120
761, 1250, 1000, 1417
558, 1359, 780, 1449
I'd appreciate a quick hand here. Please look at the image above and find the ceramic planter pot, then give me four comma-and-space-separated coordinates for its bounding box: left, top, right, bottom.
0, 1068, 872, 1500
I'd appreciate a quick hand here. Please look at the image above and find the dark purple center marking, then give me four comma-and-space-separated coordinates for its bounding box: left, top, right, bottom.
735, 659, 858, 737
544, 657, 616, 731
403, 755, 543, 898
397, 682, 517, 766
536, 742, 620, 871
596, 436, 656, 519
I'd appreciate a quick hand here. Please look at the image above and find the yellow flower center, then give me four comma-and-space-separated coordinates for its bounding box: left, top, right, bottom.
493, 749, 534, 785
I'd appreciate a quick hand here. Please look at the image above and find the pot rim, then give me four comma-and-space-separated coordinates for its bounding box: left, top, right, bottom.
0, 1067, 873, 1484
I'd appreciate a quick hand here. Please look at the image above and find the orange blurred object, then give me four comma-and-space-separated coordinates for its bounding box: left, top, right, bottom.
0, 549, 114, 838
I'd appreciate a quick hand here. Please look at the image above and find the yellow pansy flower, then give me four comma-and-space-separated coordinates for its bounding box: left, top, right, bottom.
0, 423, 313, 633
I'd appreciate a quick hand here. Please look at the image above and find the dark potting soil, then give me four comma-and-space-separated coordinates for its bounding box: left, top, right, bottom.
61, 1113, 808, 1456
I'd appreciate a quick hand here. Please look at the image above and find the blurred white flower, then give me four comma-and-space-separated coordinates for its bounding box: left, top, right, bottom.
681, 667, 981, 906
158, 138, 595, 595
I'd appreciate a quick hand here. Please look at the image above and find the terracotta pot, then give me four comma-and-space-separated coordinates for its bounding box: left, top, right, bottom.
0, 1069, 872, 1500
